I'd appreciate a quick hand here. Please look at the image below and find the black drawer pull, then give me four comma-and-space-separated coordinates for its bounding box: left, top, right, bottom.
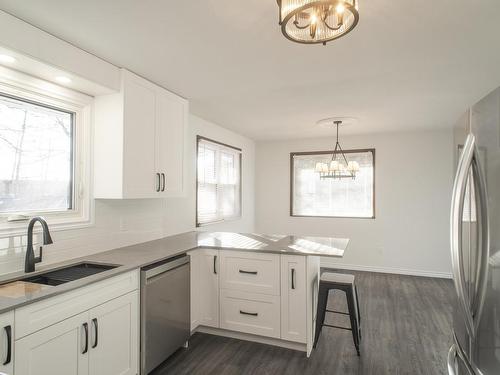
82, 323, 89, 354
239, 310, 258, 317
291, 268, 296, 290
3, 325, 11, 365
239, 270, 257, 275
156, 173, 161, 192
92, 318, 98, 348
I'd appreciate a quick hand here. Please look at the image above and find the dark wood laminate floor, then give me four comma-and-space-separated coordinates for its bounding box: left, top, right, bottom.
153, 271, 454, 375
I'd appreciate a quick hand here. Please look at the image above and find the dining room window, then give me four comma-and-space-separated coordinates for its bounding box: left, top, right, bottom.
290, 149, 375, 218
196, 136, 242, 226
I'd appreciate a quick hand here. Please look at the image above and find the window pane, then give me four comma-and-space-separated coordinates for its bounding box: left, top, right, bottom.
197, 138, 241, 225
0, 94, 73, 213
292, 151, 374, 218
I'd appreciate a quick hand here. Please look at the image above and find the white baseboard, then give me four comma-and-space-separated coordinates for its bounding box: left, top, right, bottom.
320, 259, 452, 279
194, 326, 307, 353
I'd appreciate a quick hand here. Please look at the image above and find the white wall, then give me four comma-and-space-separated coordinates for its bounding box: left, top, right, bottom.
0, 114, 255, 275
255, 129, 454, 278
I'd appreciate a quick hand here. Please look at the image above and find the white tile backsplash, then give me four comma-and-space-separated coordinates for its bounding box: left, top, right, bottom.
0, 199, 169, 276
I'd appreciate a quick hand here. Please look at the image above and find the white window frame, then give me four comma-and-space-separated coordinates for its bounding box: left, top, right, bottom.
0, 66, 93, 236
196, 136, 242, 226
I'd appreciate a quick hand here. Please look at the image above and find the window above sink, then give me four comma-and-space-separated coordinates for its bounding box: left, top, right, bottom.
0, 66, 94, 235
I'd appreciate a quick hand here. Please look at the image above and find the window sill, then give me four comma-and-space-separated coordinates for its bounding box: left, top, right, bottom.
290, 214, 376, 219
196, 216, 242, 227
0, 217, 94, 238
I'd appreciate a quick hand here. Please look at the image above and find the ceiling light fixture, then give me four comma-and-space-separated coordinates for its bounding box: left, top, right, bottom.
314, 120, 359, 179
55, 76, 72, 84
0, 54, 17, 64
276, 0, 359, 45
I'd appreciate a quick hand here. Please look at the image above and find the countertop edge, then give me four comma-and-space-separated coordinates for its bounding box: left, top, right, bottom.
0, 231, 348, 314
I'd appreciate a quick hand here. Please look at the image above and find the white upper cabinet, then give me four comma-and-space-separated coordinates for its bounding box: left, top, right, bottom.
94, 69, 187, 199
155, 87, 187, 197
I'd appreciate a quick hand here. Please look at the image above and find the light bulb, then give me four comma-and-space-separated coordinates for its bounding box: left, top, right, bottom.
330, 160, 339, 172
310, 14, 317, 24
336, 3, 345, 13
56, 76, 72, 84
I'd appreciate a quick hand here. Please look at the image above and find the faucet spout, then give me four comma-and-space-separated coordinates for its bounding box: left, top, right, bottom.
25, 217, 53, 273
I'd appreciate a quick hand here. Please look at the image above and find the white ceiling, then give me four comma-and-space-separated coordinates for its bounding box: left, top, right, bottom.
0, 0, 499, 140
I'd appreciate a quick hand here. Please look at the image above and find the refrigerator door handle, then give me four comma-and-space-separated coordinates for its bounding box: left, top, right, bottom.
470, 143, 490, 333
448, 333, 478, 375
451, 134, 476, 338
447, 345, 458, 375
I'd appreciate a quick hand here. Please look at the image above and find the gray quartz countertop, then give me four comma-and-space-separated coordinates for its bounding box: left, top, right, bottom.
0, 231, 349, 313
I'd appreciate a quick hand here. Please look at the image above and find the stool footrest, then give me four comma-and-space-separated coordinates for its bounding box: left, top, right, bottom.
326, 309, 349, 315
323, 324, 352, 331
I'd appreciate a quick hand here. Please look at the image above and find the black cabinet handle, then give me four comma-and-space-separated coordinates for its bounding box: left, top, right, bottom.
291, 268, 295, 290
213, 255, 217, 274
156, 173, 161, 192
239, 310, 258, 317
82, 322, 89, 354
92, 318, 98, 348
161, 173, 166, 192
3, 325, 11, 365
239, 270, 257, 275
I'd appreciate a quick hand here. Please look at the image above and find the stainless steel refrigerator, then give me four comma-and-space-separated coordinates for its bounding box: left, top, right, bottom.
449, 86, 500, 374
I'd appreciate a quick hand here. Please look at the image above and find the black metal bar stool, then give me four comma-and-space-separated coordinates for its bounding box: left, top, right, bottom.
313, 271, 361, 355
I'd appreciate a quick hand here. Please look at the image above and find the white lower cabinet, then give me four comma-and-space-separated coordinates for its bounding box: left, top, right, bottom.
88, 291, 139, 375
191, 250, 318, 353
219, 251, 280, 295
15, 311, 89, 375
14, 271, 140, 375
220, 289, 280, 338
0, 311, 14, 375
280, 255, 307, 343
15, 291, 139, 375
190, 249, 219, 330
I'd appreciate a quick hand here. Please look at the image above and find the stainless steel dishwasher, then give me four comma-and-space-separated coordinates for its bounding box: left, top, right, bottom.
140, 254, 190, 374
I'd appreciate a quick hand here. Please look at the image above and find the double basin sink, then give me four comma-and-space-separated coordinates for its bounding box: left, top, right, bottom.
21, 262, 118, 286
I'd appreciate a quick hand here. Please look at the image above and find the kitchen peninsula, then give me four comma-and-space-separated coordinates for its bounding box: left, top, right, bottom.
0, 231, 348, 375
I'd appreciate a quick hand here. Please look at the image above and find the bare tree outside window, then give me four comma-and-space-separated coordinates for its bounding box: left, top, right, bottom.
0, 94, 74, 214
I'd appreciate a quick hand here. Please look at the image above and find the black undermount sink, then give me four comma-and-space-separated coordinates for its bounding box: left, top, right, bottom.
21, 262, 118, 286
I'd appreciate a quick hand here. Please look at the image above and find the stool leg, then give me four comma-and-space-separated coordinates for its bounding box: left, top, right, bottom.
354, 285, 361, 339
313, 286, 329, 348
346, 288, 360, 356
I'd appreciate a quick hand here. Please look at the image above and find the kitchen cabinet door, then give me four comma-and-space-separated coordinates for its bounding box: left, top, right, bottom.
122, 71, 158, 198
155, 88, 187, 197
193, 249, 220, 328
15, 311, 89, 375
0, 311, 14, 375
280, 255, 307, 343
94, 69, 187, 199
88, 291, 139, 375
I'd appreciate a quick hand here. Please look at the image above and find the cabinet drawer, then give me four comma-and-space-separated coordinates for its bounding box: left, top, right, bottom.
15, 270, 139, 339
220, 251, 280, 295
220, 289, 280, 338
